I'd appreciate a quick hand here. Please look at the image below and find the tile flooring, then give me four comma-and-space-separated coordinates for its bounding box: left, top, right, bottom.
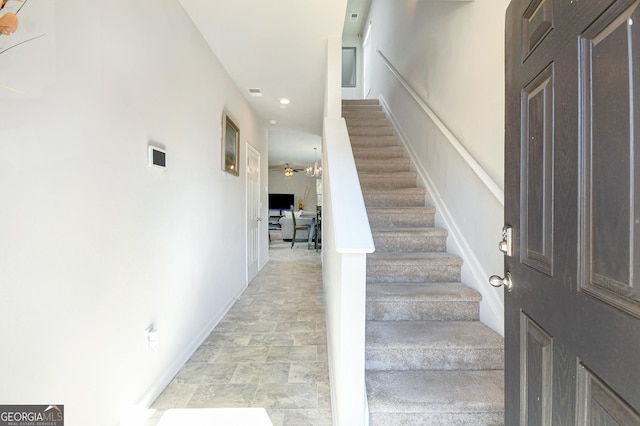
148, 232, 331, 425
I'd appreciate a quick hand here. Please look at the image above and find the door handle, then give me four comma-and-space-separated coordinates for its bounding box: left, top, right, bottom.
489, 271, 513, 292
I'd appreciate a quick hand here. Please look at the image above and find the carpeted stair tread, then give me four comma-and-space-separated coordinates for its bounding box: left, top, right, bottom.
362, 187, 425, 196
367, 207, 436, 228
366, 282, 482, 321
343, 107, 382, 114
342, 111, 387, 120
345, 117, 391, 127
359, 171, 416, 178
365, 321, 504, 371
372, 226, 447, 234
342, 99, 382, 109
366, 321, 503, 349
348, 126, 395, 136
366, 370, 504, 418
367, 252, 463, 283
352, 145, 406, 159
363, 188, 426, 207
358, 172, 417, 188
356, 158, 411, 173
372, 227, 448, 252
349, 135, 400, 147
367, 282, 482, 302
368, 251, 461, 262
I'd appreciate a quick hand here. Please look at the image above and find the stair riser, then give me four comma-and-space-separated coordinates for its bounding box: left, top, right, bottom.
352, 147, 405, 159
357, 162, 410, 174
368, 211, 435, 228
342, 107, 386, 116
345, 118, 390, 127
363, 192, 425, 208
343, 99, 380, 105
366, 348, 504, 371
342, 110, 389, 120
369, 412, 504, 426
342, 106, 382, 113
342, 111, 386, 119
373, 234, 446, 252
367, 262, 461, 283
367, 301, 480, 321
350, 136, 400, 147
359, 175, 416, 188
349, 127, 395, 137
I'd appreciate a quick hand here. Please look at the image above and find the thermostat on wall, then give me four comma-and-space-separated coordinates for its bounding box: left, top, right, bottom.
148, 145, 166, 168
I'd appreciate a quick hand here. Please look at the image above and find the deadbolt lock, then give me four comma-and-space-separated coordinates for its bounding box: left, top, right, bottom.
498, 226, 512, 256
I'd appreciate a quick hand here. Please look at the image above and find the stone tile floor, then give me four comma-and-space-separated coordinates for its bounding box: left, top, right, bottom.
147, 232, 331, 425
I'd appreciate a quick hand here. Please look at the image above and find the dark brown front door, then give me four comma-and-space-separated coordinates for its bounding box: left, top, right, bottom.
505, 0, 640, 423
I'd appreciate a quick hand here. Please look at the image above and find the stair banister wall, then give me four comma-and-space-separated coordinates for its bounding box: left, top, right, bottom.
323, 38, 375, 426
375, 52, 505, 335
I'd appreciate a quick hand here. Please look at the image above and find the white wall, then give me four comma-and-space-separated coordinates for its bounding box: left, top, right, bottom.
269, 170, 318, 212
365, 0, 510, 334
0, 0, 268, 424
366, 0, 508, 186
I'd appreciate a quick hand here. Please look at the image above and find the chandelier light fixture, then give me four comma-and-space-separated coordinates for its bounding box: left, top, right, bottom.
305, 148, 322, 178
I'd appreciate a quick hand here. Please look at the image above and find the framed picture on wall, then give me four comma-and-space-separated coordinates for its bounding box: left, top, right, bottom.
222, 114, 240, 175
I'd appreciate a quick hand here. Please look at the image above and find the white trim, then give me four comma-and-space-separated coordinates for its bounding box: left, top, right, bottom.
381, 95, 504, 335
377, 50, 504, 206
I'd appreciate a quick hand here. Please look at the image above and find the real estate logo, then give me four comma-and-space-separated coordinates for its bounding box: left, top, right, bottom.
0, 405, 64, 426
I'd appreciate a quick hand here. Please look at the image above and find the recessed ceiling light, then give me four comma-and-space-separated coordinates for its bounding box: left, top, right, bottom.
248, 88, 262, 97
269, 120, 277, 125
279, 98, 290, 105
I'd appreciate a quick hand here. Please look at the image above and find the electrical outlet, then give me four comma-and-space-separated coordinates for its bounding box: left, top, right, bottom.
145, 325, 159, 352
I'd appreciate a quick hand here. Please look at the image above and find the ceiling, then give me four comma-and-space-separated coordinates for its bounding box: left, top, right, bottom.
177, 0, 371, 167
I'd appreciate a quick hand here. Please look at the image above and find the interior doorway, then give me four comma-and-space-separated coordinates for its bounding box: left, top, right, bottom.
246, 144, 261, 282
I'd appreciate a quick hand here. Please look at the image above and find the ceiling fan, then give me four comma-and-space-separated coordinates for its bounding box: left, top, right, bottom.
270, 163, 304, 177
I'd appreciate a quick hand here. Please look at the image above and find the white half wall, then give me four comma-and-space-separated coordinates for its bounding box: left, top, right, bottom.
0, 0, 268, 424
365, 0, 510, 334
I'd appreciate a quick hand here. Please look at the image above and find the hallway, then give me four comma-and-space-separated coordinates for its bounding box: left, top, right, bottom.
147, 233, 331, 425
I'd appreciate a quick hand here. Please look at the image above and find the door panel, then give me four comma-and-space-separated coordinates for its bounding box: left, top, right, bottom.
520, 313, 553, 425
576, 364, 640, 425
522, 0, 554, 60
579, 1, 640, 318
520, 64, 554, 275
505, 0, 640, 424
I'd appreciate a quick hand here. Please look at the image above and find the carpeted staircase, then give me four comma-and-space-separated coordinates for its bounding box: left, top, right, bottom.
343, 99, 505, 425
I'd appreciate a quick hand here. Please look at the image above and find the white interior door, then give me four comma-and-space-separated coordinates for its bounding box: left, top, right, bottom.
246, 144, 261, 282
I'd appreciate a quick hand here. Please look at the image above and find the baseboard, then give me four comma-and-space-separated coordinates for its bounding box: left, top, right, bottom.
325, 323, 340, 426
380, 95, 504, 335
136, 283, 248, 408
